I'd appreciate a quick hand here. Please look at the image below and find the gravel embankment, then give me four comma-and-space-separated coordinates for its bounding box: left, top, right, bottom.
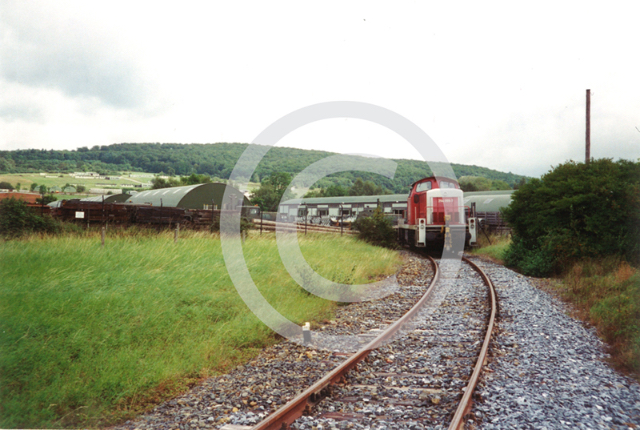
291, 258, 489, 430
468, 257, 640, 430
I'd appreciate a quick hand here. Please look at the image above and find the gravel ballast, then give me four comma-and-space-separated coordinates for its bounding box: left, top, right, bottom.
468, 257, 640, 430
289, 257, 490, 430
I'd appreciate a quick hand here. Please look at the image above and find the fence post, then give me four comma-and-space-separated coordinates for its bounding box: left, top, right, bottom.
101, 226, 105, 247
175, 223, 179, 243
214, 199, 222, 233
260, 209, 263, 235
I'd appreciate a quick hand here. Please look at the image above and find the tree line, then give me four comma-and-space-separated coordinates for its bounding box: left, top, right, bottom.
0, 143, 527, 194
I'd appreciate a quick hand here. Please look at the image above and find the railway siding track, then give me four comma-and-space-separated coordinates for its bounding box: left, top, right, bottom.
283, 257, 495, 430
114, 255, 498, 430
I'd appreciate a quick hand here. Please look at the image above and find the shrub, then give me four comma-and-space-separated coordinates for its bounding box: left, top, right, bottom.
352, 207, 397, 249
211, 215, 252, 233
35, 195, 57, 205
0, 198, 60, 237
503, 236, 554, 277
502, 159, 640, 276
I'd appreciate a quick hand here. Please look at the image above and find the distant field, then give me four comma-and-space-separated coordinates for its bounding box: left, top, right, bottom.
0, 172, 151, 193
0, 172, 261, 196
0, 231, 401, 428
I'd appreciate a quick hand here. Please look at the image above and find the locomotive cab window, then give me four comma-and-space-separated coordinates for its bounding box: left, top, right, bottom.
415, 182, 432, 192
438, 181, 456, 189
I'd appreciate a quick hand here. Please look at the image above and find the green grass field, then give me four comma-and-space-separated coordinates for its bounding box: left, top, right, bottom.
1, 172, 260, 192
0, 231, 401, 428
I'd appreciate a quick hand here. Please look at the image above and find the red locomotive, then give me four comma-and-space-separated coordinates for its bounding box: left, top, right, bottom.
397, 176, 477, 250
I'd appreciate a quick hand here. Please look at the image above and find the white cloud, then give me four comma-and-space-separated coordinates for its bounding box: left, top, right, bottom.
0, 1, 151, 108
1, 1, 639, 178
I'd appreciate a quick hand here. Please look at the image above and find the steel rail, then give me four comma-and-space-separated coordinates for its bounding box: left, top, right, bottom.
447, 256, 497, 430
250, 255, 440, 430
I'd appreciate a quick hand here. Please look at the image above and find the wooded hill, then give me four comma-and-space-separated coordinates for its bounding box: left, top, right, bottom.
0, 143, 527, 193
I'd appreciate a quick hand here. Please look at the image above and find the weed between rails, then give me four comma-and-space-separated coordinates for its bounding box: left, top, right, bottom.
0, 231, 401, 428
469, 231, 511, 264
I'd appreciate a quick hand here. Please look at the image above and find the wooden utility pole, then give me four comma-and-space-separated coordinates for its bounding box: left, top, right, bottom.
586, 89, 591, 164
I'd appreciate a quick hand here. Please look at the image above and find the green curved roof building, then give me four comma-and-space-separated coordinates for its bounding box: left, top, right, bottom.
80, 194, 131, 203
125, 183, 250, 209
463, 190, 514, 212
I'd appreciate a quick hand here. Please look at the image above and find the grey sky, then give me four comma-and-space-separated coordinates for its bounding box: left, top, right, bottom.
1, 1, 639, 177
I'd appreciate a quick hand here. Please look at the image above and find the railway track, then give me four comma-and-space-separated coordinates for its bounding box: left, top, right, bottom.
250, 219, 357, 235
113, 253, 497, 430
242, 255, 497, 430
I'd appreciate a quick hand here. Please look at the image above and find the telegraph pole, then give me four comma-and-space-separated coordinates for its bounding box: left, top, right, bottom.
586, 89, 591, 165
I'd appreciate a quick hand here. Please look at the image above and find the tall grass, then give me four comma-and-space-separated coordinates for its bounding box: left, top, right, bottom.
0, 230, 401, 428
559, 258, 640, 376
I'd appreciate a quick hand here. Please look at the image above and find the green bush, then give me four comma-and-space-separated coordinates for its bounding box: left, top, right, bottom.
352, 208, 397, 249
0, 198, 60, 237
503, 236, 554, 277
35, 194, 57, 205
502, 159, 640, 276
210, 215, 252, 233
